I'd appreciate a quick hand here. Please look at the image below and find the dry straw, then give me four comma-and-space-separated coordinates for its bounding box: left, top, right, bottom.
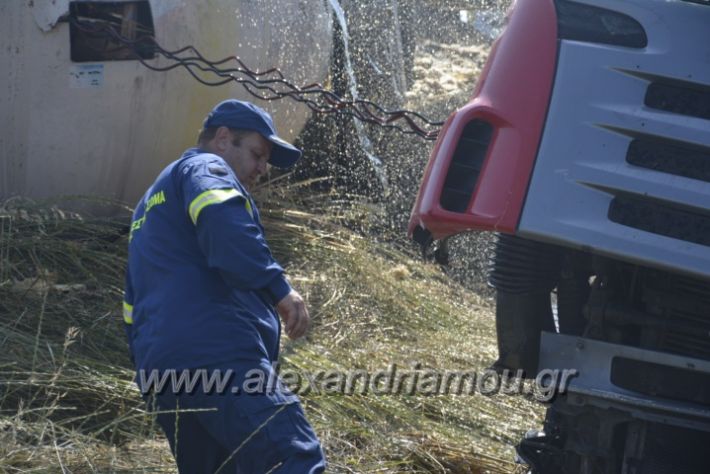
0, 191, 540, 473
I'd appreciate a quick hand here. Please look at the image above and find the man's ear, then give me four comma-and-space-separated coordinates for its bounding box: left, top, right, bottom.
213, 126, 232, 153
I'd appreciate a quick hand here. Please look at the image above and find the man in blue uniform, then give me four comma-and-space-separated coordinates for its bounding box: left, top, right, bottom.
123, 99, 326, 473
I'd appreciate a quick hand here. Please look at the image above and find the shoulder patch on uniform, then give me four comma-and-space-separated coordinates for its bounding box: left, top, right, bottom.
208, 165, 229, 177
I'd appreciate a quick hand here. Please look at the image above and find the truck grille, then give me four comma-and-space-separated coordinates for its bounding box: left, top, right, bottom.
611, 358, 710, 405
556, 0, 647, 48
645, 78, 710, 121
652, 274, 710, 361
626, 133, 710, 183
439, 120, 493, 213
608, 195, 710, 247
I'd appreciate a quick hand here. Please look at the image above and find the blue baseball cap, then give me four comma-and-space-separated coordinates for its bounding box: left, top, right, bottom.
203, 99, 302, 169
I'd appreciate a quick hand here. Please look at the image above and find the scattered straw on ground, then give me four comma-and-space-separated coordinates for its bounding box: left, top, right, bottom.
0, 193, 542, 473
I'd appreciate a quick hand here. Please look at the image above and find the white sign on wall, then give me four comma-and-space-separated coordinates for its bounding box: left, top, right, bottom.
69, 64, 105, 89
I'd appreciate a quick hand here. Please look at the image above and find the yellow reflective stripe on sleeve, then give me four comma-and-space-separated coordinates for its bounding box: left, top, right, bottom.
123, 301, 134, 324
188, 188, 243, 225
245, 199, 254, 219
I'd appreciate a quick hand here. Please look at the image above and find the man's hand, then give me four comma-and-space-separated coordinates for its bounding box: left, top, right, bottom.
276, 290, 310, 340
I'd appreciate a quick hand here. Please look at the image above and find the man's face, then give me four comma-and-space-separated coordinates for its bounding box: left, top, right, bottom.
213, 129, 272, 190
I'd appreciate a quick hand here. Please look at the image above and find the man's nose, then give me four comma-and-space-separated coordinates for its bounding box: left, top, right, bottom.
257, 161, 268, 175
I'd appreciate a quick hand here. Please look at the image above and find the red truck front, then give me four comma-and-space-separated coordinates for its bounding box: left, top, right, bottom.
410, 0, 710, 472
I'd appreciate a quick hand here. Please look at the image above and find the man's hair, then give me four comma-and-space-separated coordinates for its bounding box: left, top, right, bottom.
197, 127, 251, 148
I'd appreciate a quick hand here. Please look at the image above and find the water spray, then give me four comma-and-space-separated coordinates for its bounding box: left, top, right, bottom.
63, 13, 444, 141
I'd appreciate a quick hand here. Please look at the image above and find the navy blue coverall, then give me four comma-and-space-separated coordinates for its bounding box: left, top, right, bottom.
123, 147, 325, 473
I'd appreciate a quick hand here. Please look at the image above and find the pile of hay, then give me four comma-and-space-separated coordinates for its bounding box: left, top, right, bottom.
0, 193, 541, 473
